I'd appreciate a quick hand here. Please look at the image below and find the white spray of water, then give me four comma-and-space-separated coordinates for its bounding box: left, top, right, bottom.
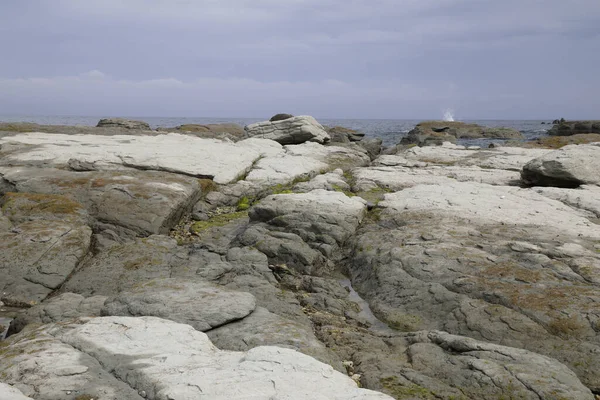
443, 109, 455, 122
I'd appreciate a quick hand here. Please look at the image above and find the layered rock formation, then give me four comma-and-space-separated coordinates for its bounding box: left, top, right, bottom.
1, 121, 599, 400
245, 115, 331, 144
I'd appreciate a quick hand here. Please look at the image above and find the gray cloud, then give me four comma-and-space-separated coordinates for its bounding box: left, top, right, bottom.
1, 0, 599, 119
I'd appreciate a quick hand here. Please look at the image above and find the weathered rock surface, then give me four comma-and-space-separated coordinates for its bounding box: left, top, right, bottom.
11, 293, 106, 333
522, 143, 600, 187
0, 132, 273, 184
96, 117, 151, 130
548, 120, 600, 136
326, 126, 366, 142
293, 169, 350, 193
246, 190, 367, 267
534, 185, 600, 218
0, 193, 92, 306
158, 123, 246, 141
0, 168, 203, 236
0, 321, 144, 399
245, 115, 331, 145
62, 236, 184, 297
400, 121, 522, 146
102, 278, 256, 331
349, 180, 600, 390
403, 142, 552, 170
0, 383, 33, 400
1, 316, 394, 400
353, 164, 520, 191
207, 306, 335, 364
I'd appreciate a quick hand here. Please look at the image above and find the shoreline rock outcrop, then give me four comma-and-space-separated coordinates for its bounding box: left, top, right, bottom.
96, 117, 151, 130
1, 120, 599, 399
401, 120, 523, 146
548, 120, 600, 136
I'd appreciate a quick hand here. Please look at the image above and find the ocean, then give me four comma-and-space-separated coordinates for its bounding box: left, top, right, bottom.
0, 115, 551, 147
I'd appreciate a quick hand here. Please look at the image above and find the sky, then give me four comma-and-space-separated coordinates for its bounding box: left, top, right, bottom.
1, 0, 599, 120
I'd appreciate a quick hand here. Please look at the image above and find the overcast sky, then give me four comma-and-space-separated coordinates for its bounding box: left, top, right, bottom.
1, 0, 599, 119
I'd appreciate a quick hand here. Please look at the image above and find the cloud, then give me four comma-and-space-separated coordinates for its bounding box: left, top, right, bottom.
0, 1, 598, 118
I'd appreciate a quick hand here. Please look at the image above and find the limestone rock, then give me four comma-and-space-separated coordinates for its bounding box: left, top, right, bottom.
250, 189, 367, 255
245, 115, 331, 145
326, 126, 365, 142
3, 316, 393, 400
522, 144, 600, 187
0, 132, 273, 184
159, 123, 246, 141
207, 306, 336, 366
96, 117, 150, 130
102, 278, 256, 331
0, 167, 203, 236
403, 331, 594, 400
0, 383, 34, 400
0, 322, 144, 399
0, 193, 92, 306
353, 165, 520, 191
11, 293, 107, 333
62, 235, 183, 297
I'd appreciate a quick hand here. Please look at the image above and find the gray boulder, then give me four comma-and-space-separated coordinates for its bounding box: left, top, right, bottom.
245, 115, 331, 145
96, 117, 150, 130
522, 144, 600, 187
102, 278, 256, 331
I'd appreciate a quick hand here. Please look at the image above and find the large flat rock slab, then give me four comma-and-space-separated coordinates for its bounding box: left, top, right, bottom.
3, 316, 392, 400
0, 132, 276, 184
102, 278, 256, 331
63, 235, 183, 297
380, 181, 600, 239
0, 193, 92, 306
401, 143, 552, 171
354, 165, 520, 191
0, 322, 144, 399
1, 167, 203, 235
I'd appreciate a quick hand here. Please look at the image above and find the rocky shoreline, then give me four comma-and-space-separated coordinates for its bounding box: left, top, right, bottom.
1, 115, 599, 399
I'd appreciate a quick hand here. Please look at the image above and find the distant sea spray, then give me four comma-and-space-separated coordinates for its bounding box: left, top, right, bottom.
443, 109, 455, 122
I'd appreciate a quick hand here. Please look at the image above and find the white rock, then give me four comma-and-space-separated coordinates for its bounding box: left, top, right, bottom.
57, 316, 393, 400
353, 165, 520, 191
0, 132, 278, 184
0, 383, 34, 400
380, 181, 600, 239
